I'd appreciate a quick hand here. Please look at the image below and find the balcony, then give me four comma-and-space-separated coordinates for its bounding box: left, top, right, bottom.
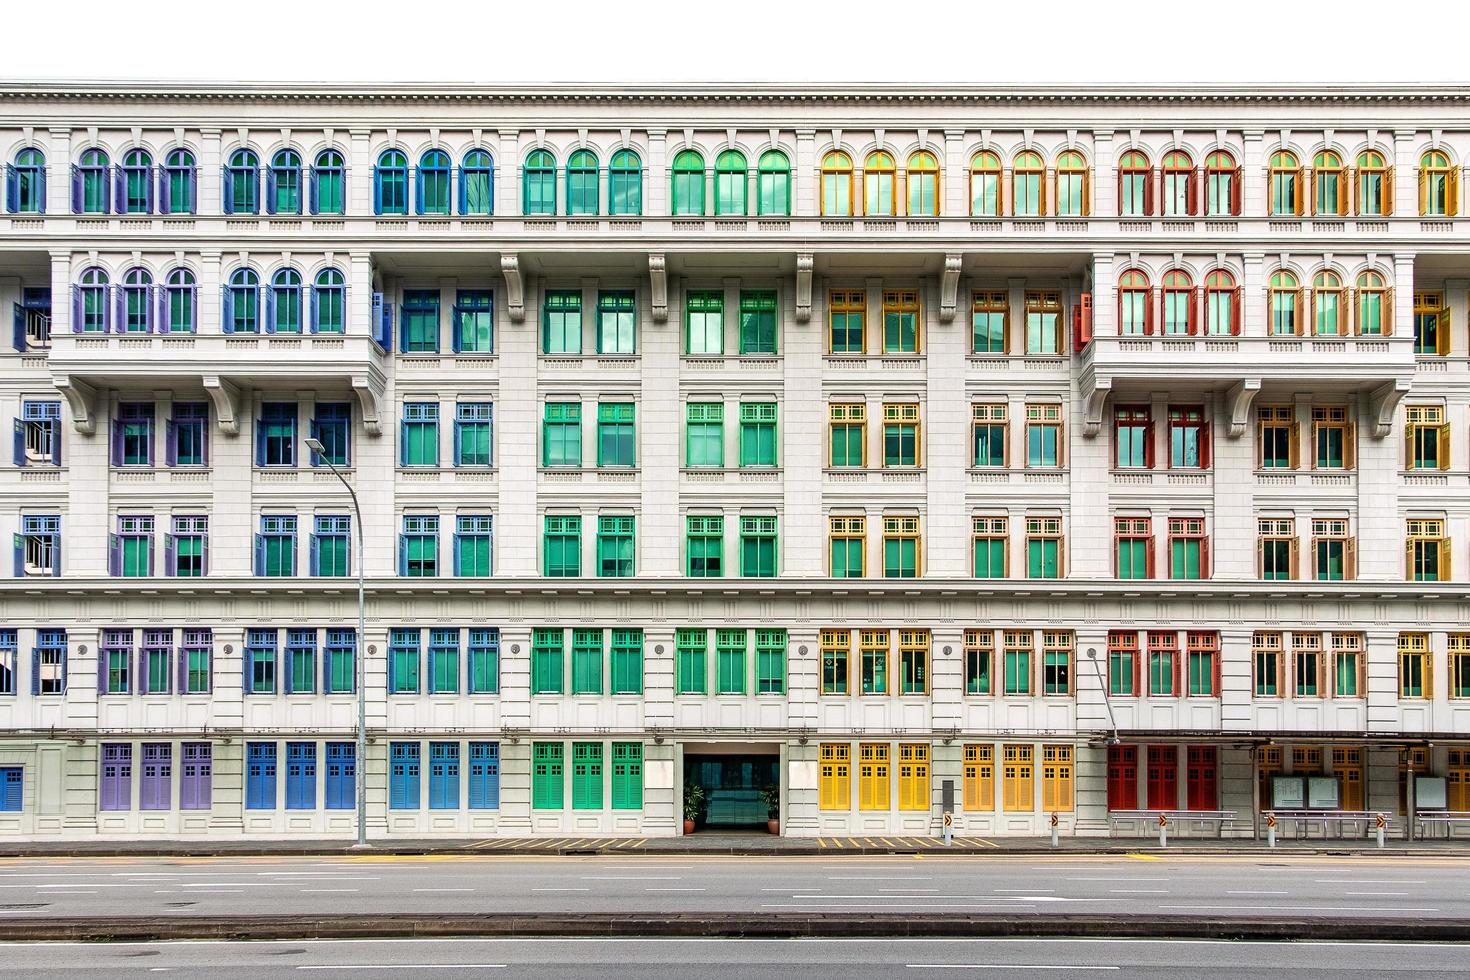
46, 333, 387, 436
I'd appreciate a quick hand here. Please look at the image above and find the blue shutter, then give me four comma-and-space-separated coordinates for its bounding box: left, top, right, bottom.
372, 168, 383, 215
12, 534, 21, 577
1, 770, 20, 811
4, 165, 16, 213
397, 533, 408, 576
69, 165, 82, 213
108, 533, 120, 577
253, 533, 265, 576
50, 420, 61, 466
450, 308, 462, 354
309, 288, 319, 334
222, 166, 234, 214
221, 287, 234, 334
263, 285, 275, 334
308, 168, 319, 215
50, 520, 60, 577
309, 533, 320, 577
414, 168, 424, 215
11, 304, 24, 352
13, 420, 24, 467
242, 641, 253, 692
264, 168, 277, 215
254, 417, 266, 466
28, 648, 38, 696
456, 166, 467, 214
37, 168, 47, 215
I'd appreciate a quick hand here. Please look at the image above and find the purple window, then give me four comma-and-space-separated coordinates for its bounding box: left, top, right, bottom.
100, 743, 132, 811
179, 742, 211, 810
139, 743, 171, 810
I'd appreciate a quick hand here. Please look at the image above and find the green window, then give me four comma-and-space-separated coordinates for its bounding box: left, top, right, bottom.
883, 518, 918, 578
428, 629, 458, 695
596, 515, 635, 577
532, 742, 564, 809
454, 516, 493, 577
716, 628, 747, 694
596, 403, 635, 467
739, 290, 778, 354
542, 402, 581, 467
400, 515, 439, 577
671, 149, 706, 215
453, 289, 494, 354
401, 290, 440, 353
611, 743, 643, 810
1110, 646, 1136, 695
571, 628, 603, 696
542, 290, 582, 354
756, 150, 791, 216
1004, 647, 1031, 695
1027, 536, 1060, 579
610, 629, 643, 695
714, 150, 747, 216
676, 628, 707, 694
454, 403, 493, 467
543, 515, 581, 577
389, 628, 420, 694
596, 290, 636, 354
686, 290, 724, 354
686, 515, 724, 577
1117, 539, 1149, 579
400, 403, 439, 467
883, 294, 919, 353
755, 629, 786, 695
861, 634, 887, 694
829, 405, 865, 467
740, 515, 777, 577
523, 149, 556, 215
531, 628, 564, 695
1149, 649, 1174, 696
739, 402, 777, 467
882, 406, 919, 467
566, 150, 599, 215
468, 629, 499, 694
608, 150, 642, 216
686, 402, 725, 467
1171, 537, 1203, 580
974, 537, 1005, 578
1188, 649, 1215, 696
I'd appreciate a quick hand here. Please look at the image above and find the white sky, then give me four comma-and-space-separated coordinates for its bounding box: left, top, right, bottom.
8, 0, 1466, 86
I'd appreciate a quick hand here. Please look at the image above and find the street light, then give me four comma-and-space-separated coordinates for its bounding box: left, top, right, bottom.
306, 437, 370, 850
1086, 647, 1121, 745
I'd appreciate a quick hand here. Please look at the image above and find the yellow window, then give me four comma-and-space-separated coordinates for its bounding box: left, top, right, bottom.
964, 744, 994, 810
819, 743, 850, 810
1041, 744, 1074, 812
820, 627, 851, 695
1398, 632, 1432, 698
1448, 749, 1470, 811
1258, 745, 1282, 808
1332, 747, 1364, 811
1292, 746, 1323, 776
1399, 746, 1429, 814
858, 743, 890, 810
1002, 744, 1034, 812
897, 743, 930, 811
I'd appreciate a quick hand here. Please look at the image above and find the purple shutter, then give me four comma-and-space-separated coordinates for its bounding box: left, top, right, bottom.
265, 168, 277, 215
113, 168, 126, 214
156, 285, 167, 334
264, 286, 275, 334
159, 168, 171, 214
29, 648, 38, 695
108, 533, 120, 577
146, 410, 155, 466
50, 520, 60, 577
112, 285, 124, 334
164, 533, 176, 576
176, 644, 188, 694
309, 168, 319, 215
70, 165, 82, 213
110, 418, 123, 466
165, 419, 177, 466
309, 289, 319, 334
71, 286, 82, 334
96, 644, 107, 692
187, 168, 197, 214
135, 648, 146, 697
200, 419, 209, 466
146, 531, 154, 576
13, 420, 25, 467
52, 422, 61, 466
201, 534, 209, 575
221, 288, 234, 333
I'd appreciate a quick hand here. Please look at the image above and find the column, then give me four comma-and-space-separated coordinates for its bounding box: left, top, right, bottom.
1241, 253, 1266, 337
496, 271, 538, 576
639, 274, 680, 576
199, 130, 222, 215
930, 629, 965, 730
349, 130, 372, 217
646, 130, 668, 216
497, 130, 520, 216
48, 250, 70, 334
1092, 130, 1116, 217
45, 129, 71, 215
643, 628, 675, 730
1241, 131, 1265, 217
927, 276, 968, 577
642, 739, 678, 837
943, 130, 967, 216
786, 629, 820, 731
499, 627, 531, 729
1218, 627, 1254, 732
1393, 130, 1419, 218
783, 275, 824, 575
497, 740, 532, 834
1212, 385, 1255, 580
784, 739, 819, 836
1364, 628, 1400, 734
794, 130, 816, 216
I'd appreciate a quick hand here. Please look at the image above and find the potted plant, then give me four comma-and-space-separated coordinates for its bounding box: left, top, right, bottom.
682, 781, 705, 835
759, 783, 780, 835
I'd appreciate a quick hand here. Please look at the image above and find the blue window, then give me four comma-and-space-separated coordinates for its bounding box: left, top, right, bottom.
244, 628, 277, 694
428, 628, 458, 694
400, 515, 439, 577
119, 148, 153, 214
246, 742, 277, 809
459, 149, 494, 215
73, 148, 110, 213
268, 149, 302, 215
16, 515, 61, 577
324, 630, 356, 695
7, 147, 46, 214
401, 290, 440, 353
468, 629, 499, 694
452, 289, 493, 353
454, 515, 493, 578
0, 767, 20, 811
224, 267, 260, 333
268, 268, 302, 334
429, 742, 459, 809
75, 267, 109, 333
389, 742, 420, 809
468, 742, 500, 809
389, 628, 420, 694
311, 150, 345, 215
224, 148, 260, 214
454, 402, 493, 466
12, 285, 51, 352
285, 742, 316, 809
325, 742, 355, 809
313, 268, 346, 333
285, 628, 316, 695
163, 268, 196, 334
374, 150, 409, 215
310, 403, 351, 467
418, 149, 451, 215
523, 149, 556, 214
32, 629, 66, 695
256, 403, 296, 466
0, 630, 17, 696
311, 515, 351, 578
255, 515, 296, 577
161, 148, 195, 214
16, 400, 62, 467
167, 402, 207, 466
401, 402, 439, 466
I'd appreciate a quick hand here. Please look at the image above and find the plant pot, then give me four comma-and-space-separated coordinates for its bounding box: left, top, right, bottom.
767, 819, 780, 835
684, 818, 696, 835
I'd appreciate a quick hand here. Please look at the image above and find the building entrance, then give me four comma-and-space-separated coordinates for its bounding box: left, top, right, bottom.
683, 749, 779, 829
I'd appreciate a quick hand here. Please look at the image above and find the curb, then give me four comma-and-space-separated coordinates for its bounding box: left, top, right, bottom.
6, 913, 1470, 943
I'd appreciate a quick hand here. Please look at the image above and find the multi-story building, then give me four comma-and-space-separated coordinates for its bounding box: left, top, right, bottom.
0, 80, 1466, 841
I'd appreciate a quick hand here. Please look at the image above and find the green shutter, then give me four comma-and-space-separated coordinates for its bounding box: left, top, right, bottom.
572, 742, 603, 809
610, 629, 644, 695
531, 627, 564, 694
611, 742, 643, 810
676, 628, 707, 694
532, 742, 564, 809
571, 629, 603, 695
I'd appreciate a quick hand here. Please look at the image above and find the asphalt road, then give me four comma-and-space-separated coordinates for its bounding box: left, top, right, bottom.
0, 853, 1463, 921
2, 937, 1469, 979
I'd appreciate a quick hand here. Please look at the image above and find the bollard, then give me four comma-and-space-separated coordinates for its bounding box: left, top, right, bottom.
1158, 814, 1168, 848
1050, 812, 1059, 849
1377, 824, 1385, 849
1268, 823, 1276, 848
1376, 812, 1386, 849
943, 810, 953, 847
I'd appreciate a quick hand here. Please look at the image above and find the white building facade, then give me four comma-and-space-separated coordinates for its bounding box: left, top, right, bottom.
0, 81, 1465, 841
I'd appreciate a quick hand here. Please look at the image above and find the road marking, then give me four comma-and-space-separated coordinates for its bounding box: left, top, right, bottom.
1226, 891, 1288, 895
1347, 891, 1408, 897
1065, 877, 1168, 882
531, 887, 589, 892
646, 887, 706, 892
763, 903, 1022, 910
1160, 904, 1440, 913
828, 876, 935, 881
297, 966, 506, 971
300, 889, 359, 893
1108, 889, 1168, 894
412, 888, 474, 893
579, 876, 683, 881
1314, 879, 1426, 885
907, 967, 1120, 972
993, 889, 1053, 893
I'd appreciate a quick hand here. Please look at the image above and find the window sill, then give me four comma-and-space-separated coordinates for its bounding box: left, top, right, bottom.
681, 354, 784, 364
396, 467, 497, 475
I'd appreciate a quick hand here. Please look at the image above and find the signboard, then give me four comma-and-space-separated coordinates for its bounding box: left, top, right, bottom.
1415, 776, 1448, 810
1271, 775, 1306, 809
943, 812, 953, 828
1307, 776, 1340, 810
941, 779, 955, 814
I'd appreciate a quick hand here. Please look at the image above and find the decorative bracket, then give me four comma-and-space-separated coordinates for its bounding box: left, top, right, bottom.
52, 376, 97, 435
795, 252, 814, 322
1081, 377, 1111, 437
939, 253, 962, 323
648, 253, 667, 323
1370, 377, 1411, 439
499, 253, 524, 322
352, 377, 384, 437
201, 376, 243, 436
1225, 378, 1262, 438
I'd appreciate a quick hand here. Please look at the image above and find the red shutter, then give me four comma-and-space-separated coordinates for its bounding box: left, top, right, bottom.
1230, 286, 1242, 335
1172, 647, 1183, 700
1144, 418, 1155, 468
1147, 745, 1178, 810
1144, 169, 1156, 216
1144, 538, 1156, 580
1230, 168, 1243, 215
1188, 168, 1201, 215
1199, 419, 1212, 469
1186, 746, 1218, 810
1200, 535, 1210, 579
1107, 746, 1138, 811
1144, 288, 1156, 335
1188, 286, 1201, 335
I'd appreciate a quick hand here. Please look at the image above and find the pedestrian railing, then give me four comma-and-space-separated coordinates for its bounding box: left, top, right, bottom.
1414, 810, 1470, 838
1108, 809, 1237, 837
1261, 809, 1391, 839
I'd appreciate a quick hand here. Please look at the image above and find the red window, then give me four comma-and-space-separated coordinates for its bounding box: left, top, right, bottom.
1185, 746, 1218, 810
1186, 631, 1220, 697
1146, 631, 1180, 697
1159, 270, 1196, 335
1202, 270, 1242, 336
1114, 405, 1153, 469
1146, 745, 1178, 810
1167, 406, 1210, 469
1107, 745, 1138, 810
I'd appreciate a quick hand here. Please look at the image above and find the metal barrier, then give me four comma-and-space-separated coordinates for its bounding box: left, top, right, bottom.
1108, 809, 1236, 838
1414, 810, 1470, 839
1262, 810, 1391, 840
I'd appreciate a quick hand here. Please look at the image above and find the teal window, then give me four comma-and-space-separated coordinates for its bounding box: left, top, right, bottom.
224, 148, 259, 214
113, 516, 153, 578
596, 515, 635, 577
566, 150, 599, 215
77, 267, 109, 332
610, 629, 643, 694
1116, 532, 1150, 579
543, 515, 581, 577
676, 628, 707, 694
9, 147, 46, 214
571, 628, 603, 695
115, 402, 153, 466
972, 292, 1008, 353
285, 628, 316, 695
76, 148, 110, 213
572, 742, 603, 810
542, 402, 581, 466
312, 268, 345, 333
310, 403, 349, 467
311, 149, 345, 215
1109, 641, 1136, 695
388, 628, 420, 694
1026, 520, 1062, 579
401, 289, 440, 352
225, 268, 259, 333
671, 149, 705, 215
121, 268, 152, 332
256, 403, 295, 466
255, 516, 296, 577
972, 404, 1006, 466
531, 629, 564, 694
311, 515, 351, 577
829, 516, 865, 578
268, 149, 301, 215
399, 515, 439, 577
716, 628, 747, 694
245, 629, 277, 694
757, 150, 791, 216
687, 516, 724, 577
454, 515, 493, 577
1004, 643, 1031, 695
739, 402, 777, 467
686, 402, 724, 468
542, 290, 582, 354
161, 148, 194, 215
400, 402, 440, 467
374, 149, 408, 215
452, 289, 493, 353
453, 402, 493, 467
740, 515, 778, 577
269, 268, 302, 334
596, 403, 635, 467
755, 629, 786, 695
611, 743, 643, 810
686, 290, 723, 354
1169, 519, 1205, 580
973, 518, 1006, 578
882, 404, 919, 467
882, 517, 919, 578
739, 290, 778, 354
882, 290, 919, 353
459, 149, 494, 215
417, 149, 451, 215
170, 515, 208, 577
608, 149, 642, 215
1025, 405, 1062, 468
523, 149, 556, 215
829, 404, 865, 467
714, 149, 747, 215
163, 267, 196, 334
468, 629, 499, 694
120, 148, 153, 213
532, 742, 564, 809
596, 290, 636, 354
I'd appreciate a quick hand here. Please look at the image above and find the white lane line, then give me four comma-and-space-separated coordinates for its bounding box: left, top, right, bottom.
1347, 891, 1409, 897
645, 887, 706, 892
1065, 877, 1168, 882
761, 887, 822, 891
880, 888, 942, 893
828, 876, 935, 881
36, 883, 148, 889
183, 890, 244, 894
179, 883, 282, 888
763, 904, 1024, 910
1313, 879, 1427, 885
297, 967, 506, 971
44, 890, 97, 895
1160, 904, 1440, 913
578, 876, 683, 881
301, 889, 360, 893
531, 887, 589, 892
1226, 891, 1288, 896
993, 889, 1053, 893
412, 888, 475, 893
1108, 889, 1168, 894
907, 967, 1119, 972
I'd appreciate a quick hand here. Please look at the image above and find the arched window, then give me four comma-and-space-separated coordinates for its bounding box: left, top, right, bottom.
969, 151, 1001, 216
75, 267, 109, 332
714, 149, 747, 216
8, 147, 45, 213
1160, 150, 1194, 217
1355, 270, 1389, 336
566, 149, 599, 215
164, 268, 196, 334
313, 268, 346, 334
907, 151, 939, 216
459, 149, 495, 216
224, 268, 260, 334
1312, 270, 1345, 336
417, 149, 451, 215
1012, 151, 1045, 216
1268, 270, 1302, 335
1269, 150, 1302, 216
121, 268, 152, 333
311, 149, 345, 215
670, 149, 704, 216
606, 149, 641, 216
75, 148, 110, 214
224, 148, 260, 215
1355, 150, 1390, 217
820, 151, 853, 216
1203, 270, 1239, 336
1204, 150, 1239, 217
119, 149, 153, 214
1117, 150, 1150, 217
522, 149, 556, 215
374, 150, 409, 215
757, 150, 790, 216
1161, 270, 1194, 335
1313, 150, 1346, 216
1420, 149, 1457, 216
162, 148, 196, 215
269, 268, 303, 334
1117, 269, 1151, 336
863, 150, 896, 216
267, 149, 302, 215
1054, 150, 1088, 217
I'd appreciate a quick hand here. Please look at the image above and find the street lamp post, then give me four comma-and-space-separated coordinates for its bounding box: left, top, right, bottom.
1086, 647, 1120, 746
306, 437, 370, 849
